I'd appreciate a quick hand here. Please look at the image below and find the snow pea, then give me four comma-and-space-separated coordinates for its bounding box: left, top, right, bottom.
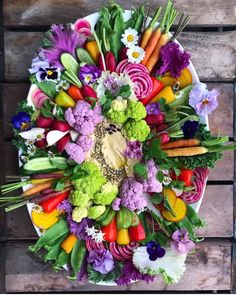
44, 233, 68, 262
186, 205, 204, 227
70, 240, 87, 279
109, 6, 124, 59
28, 219, 69, 253
176, 217, 194, 237
53, 249, 69, 270
134, 5, 145, 33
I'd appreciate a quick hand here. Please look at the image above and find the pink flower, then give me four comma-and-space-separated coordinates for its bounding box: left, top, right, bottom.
171, 229, 195, 254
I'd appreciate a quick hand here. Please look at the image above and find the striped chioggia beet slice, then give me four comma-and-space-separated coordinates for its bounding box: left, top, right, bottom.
109, 242, 139, 261
86, 239, 105, 251
115, 59, 130, 74
129, 72, 153, 100
123, 63, 149, 76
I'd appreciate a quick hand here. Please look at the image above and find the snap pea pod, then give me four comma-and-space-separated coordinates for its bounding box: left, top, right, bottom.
134, 5, 145, 33
124, 4, 143, 30
44, 233, 68, 262
186, 205, 205, 228
176, 217, 194, 238
53, 249, 69, 270
70, 240, 87, 279
28, 219, 69, 253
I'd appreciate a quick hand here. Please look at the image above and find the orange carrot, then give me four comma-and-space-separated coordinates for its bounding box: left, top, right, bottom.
61, 234, 78, 254
141, 28, 162, 65
22, 180, 53, 197
161, 139, 200, 150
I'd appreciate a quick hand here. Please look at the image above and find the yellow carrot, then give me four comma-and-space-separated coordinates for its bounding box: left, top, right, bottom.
162, 139, 200, 150
85, 40, 99, 63
30, 178, 55, 185
22, 180, 53, 197
61, 234, 78, 254
164, 147, 208, 157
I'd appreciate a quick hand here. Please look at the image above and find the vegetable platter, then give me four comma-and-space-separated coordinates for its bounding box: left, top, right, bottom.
1, 0, 235, 286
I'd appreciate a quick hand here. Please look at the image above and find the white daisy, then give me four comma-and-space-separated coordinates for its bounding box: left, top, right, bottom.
32, 204, 43, 213
55, 80, 70, 92
27, 144, 37, 156
121, 28, 138, 47
127, 45, 145, 64
20, 155, 29, 163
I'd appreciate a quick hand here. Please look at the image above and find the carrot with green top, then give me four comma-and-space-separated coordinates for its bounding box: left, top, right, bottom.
165, 147, 208, 157
140, 7, 162, 49
22, 180, 54, 197
162, 139, 200, 150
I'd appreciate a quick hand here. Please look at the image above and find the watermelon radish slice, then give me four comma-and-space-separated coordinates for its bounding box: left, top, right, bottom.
130, 72, 153, 100
74, 18, 91, 32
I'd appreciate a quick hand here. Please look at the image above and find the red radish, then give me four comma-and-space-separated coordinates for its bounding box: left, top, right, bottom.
98, 53, 106, 71
34, 136, 47, 149
105, 51, 116, 72
145, 113, 165, 126
74, 18, 91, 32
36, 116, 53, 128
155, 123, 168, 132
56, 134, 71, 153
67, 85, 84, 101
123, 63, 149, 76
81, 85, 97, 104
116, 59, 129, 74
50, 120, 71, 132
118, 47, 128, 61
159, 132, 170, 144
78, 27, 92, 37
130, 72, 153, 100
31, 88, 49, 109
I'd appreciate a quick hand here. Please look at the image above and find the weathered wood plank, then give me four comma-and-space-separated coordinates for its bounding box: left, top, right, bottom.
4, 31, 236, 81
5, 241, 231, 292
3, 0, 236, 27
0, 243, 5, 293
197, 185, 233, 237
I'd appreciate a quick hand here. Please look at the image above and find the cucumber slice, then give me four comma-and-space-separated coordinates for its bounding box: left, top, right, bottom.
76, 48, 95, 65
60, 53, 79, 74
21, 157, 68, 175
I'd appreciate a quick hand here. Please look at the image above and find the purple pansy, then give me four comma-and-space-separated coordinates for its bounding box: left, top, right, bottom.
29, 51, 49, 74
146, 241, 166, 261
146, 102, 161, 115
189, 83, 219, 116
181, 120, 199, 139
35, 67, 61, 82
79, 65, 102, 85
171, 229, 195, 254
87, 249, 114, 274
11, 112, 31, 131
124, 141, 143, 159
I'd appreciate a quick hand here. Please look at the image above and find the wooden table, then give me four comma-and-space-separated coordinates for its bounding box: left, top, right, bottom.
0, 0, 235, 293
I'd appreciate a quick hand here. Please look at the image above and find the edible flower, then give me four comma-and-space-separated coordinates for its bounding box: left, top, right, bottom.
55, 80, 70, 92
79, 65, 102, 85
155, 42, 190, 78
127, 45, 145, 64
171, 229, 195, 254
28, 51, 49, 75
11, 112, 31, 131
85, 226, 105, 243
36, 67, 61, 83
189, 83, 219, 116
124, 141, 143, 159
181, 120, 199, 139
121, 28, 139, 47
146, 241, 166, 261
87, 249, 114, 274
146, 102, 161, 115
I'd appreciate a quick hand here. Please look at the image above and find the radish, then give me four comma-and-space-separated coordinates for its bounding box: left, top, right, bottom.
70, 129, 79, 142
145, 114, 165, 126
155, 123, 168, 132
105, 52, 116, 72
98, 53, 106, 71
118, 46, 128, 62
34, 137, 47, 149
31, 88, 49, 109
129, 72, 153, 100
46, 130, 70, 146
81, 85, 97, 102
50, 120, 71, 132
78, 27, 92, 37
36, 116, 53, 128
56, 134, 71, 153
74, 18, 91, 32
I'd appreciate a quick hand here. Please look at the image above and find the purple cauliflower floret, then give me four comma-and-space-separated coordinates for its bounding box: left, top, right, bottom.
65, 101, 103, 135
65, 142, 85, 164
119, 177, 146, 211
76, 135, 93, 152
139, 159, 163, 193
112, 197, 121, 211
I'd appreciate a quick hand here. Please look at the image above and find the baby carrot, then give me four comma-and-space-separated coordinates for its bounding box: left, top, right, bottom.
164, 147, 208, 157
161, 139, 200, 150
22, 180, 53, 197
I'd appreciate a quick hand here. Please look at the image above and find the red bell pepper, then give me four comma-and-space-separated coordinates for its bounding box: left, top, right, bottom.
101, 218, 117, 242
40, 191, 69, 213
172, 169, 193, 187
141, 77, 164, 106
129, 221, 146, 242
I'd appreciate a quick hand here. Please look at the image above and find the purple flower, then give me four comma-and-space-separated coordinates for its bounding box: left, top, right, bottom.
43, 24, 86, 69
189, 83, 219, 116
57, 200, 72, 213
69, 217, 92, 239
181, 120, 199, 139
171, 229, 195, 254
155, 42, 190, 78
79, 65, 102, 85
139, 159, 162, 193
87, 249, 114, 274
146, 241, 166, 261
29, 51, 49, 74
124, 141, 143, 159
64, 142, 85, 164
11, 112, 31, 131
35, 67, 61, 82
146, 102, 161, 115
115, 260, 155, 286
76, 135, 93, 152
112, 197, 121, 211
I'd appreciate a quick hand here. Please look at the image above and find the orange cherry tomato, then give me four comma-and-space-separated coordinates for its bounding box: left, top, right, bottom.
67, 85, 84, 101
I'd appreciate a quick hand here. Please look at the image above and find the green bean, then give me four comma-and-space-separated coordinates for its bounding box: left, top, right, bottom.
70, 240, 87, 279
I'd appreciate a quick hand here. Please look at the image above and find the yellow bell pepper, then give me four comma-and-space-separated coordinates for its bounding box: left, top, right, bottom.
61, 233, 78, 254
150, 86, 175, 104
85, 40, 100, 63
31, 208, 59, 229
116, 228, 130, 245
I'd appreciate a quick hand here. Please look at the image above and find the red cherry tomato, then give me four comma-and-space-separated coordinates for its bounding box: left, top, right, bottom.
67, 85, 84, 101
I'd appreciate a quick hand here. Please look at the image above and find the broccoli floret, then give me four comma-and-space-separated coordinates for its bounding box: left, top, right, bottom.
93, 182, 118, 205
69, 190, 91, 207
87, 205, 106, 219
123, 119, 150, 142
126, 100, 146, 121
72, 207, 88, 223
72, 162, 107, 198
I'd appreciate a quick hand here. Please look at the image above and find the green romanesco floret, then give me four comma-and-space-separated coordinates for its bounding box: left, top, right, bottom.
87, 205, 106, 219
69, 190, 91, 207
72, 207, 88, 223
93, 182, 118, 205
126, 100, 146, 121
123, 119, 150, 142
72, 162, 107, 198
